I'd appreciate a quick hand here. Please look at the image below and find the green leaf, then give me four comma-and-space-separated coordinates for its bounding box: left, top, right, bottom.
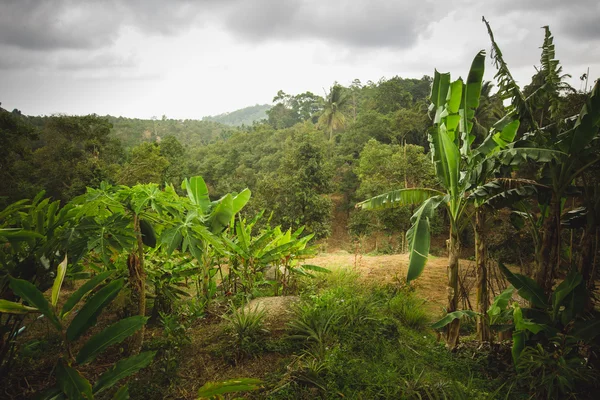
487, 286, 515, 321
66, 278, 124, 342
551, 271, 583, 320
431, 310, 479, 330
513, 304, 543, 334
301, 264, 330, 274
512, 330, 526, 365
76, 316, 148, 364
52, 255, 68, 307
0, 228, 44, 241
406, 196, 444, 282
184, 176, 211, 213
571, 318, 600, 342
431, 121, 460, 207
9, 278, 61, 331
459, 50, 485, 155
560, 80, 600, 154
429, 70, 451, 125
231, 188, 251, 215
56, 360, 93, 400
112, 385, 129, 400
139, 219, 157, 248
357, 188, 444, 211
209, 194, 233, 233
61, 271, 114, 317
93, 351, 156, 394
196, 378, 263, 399
497, 262, 548, 308
0, 299, 39, 314
161, 225, 183, 255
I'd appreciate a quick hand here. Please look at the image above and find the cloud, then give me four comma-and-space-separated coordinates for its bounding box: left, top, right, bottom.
219, 0, 434, 49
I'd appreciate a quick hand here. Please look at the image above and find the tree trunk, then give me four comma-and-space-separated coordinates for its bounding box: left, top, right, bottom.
536, 193, 561, 298
446, 229, 461, 349
475, 208, 490, 342
127, 214, 146, 355
578, 221, 596, 311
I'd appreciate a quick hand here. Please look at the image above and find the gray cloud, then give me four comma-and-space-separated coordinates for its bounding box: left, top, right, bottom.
220, 0, 434, 49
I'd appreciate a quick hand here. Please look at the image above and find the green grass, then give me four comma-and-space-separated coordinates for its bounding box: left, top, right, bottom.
265, 270, 516, 399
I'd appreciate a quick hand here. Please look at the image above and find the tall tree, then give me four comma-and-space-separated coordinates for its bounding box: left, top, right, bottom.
318, 84, 350, 143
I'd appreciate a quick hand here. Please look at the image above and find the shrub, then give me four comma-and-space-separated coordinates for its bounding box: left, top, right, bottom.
222, 303, 268, 358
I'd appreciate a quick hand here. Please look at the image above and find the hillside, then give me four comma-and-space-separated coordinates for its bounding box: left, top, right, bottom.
203, 104, 271, 126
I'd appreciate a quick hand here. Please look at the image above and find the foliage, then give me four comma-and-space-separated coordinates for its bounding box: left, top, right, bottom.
222, 303, 267, 358
1, 266, 154, 399
196, 378, 263, 400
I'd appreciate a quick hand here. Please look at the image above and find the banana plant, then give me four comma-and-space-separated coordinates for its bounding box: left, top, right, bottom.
358, 51, 494, 348
0, 257, 155, 399
222, 214, 321, 296
484, 20, 600, 297
161, 176, 251, 302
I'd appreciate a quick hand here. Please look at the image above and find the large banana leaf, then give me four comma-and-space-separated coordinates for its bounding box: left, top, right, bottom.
406, 196, 445, 282
182, 176, 211, 213
559, 80, 600, 154
498, 262, 548, 308
459, 50, 485, 155
356, 188, 444, 210
431, 125, 460, 212
429, 70, 451, 124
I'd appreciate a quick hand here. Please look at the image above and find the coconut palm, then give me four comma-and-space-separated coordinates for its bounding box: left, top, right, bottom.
318, 84, 350, 142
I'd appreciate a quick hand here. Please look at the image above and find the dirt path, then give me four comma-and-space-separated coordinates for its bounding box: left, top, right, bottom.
306, 251, 480, 315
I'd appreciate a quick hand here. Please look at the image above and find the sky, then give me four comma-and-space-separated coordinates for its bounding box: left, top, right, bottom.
1, 0, 599, 119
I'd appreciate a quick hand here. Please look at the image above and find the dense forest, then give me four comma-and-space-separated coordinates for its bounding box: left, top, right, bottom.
1, 22, 600, 400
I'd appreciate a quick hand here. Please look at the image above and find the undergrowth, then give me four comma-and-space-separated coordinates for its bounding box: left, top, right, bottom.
265, 270, 517, 399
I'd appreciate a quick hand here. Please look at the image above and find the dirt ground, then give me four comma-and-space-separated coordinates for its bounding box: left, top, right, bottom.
306, 251, 492, 315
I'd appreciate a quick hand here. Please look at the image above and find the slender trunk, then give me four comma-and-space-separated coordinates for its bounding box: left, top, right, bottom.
475, 208, 490, 342
127, 214, 146, 355
446, 228, 461, 349
536, 193, 561, 298
578, 219, 596, 311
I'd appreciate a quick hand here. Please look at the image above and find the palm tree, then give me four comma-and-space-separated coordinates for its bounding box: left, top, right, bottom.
318, 84, 349, 142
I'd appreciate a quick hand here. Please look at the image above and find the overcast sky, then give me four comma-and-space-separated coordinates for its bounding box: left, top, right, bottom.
1, 0, 598, 119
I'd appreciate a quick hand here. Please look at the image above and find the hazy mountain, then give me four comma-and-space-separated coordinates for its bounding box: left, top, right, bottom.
203, 104, 271, 126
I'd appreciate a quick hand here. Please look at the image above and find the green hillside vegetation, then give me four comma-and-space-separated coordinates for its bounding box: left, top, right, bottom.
1, 22, 600, 399
203, 104, 271, 126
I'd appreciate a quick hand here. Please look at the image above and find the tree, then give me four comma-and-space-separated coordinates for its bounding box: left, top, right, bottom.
117, 142, 170, 186
358, 51, 527, 347
318, 84, 350, 143
484, 20, 600, 296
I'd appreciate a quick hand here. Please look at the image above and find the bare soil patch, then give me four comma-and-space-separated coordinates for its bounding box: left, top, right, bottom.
306, 251, 483, 315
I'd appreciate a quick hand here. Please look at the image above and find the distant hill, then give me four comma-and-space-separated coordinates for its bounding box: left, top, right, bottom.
203, 104, 271, 126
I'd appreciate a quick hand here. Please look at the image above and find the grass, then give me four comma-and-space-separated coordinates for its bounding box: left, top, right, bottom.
266, 270, 514, 399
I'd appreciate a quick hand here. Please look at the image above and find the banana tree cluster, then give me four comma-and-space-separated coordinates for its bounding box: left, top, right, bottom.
358, 50, 525, 347
223, 212, 325, 297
